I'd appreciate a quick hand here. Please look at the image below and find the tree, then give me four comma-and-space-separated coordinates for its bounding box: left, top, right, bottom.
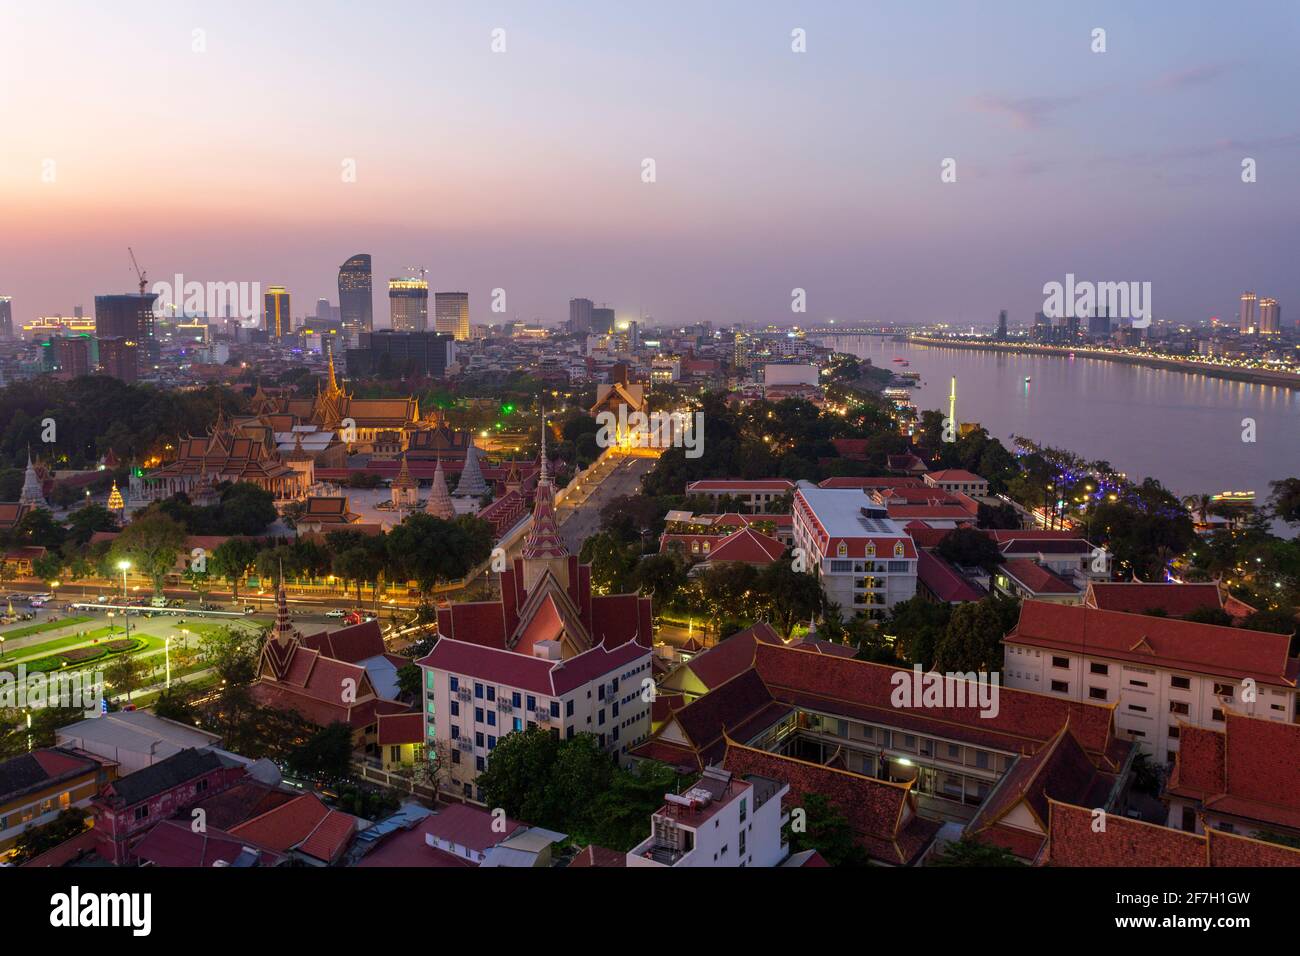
198, 624, 262, 685
882, 595, 952, 670
1182, 606, 1233, 627
9, 808, 90, 865
210, 537, 258, 601
286, 722, 355, 782
585, 760, 679, 851
105, 652, 145, 703
929, 838, 1026, 867
937, 527, 1003, 571
1268, 478, 1300, 525
396, 663, 422, 699
784, 793, 867, 867
65, 502, 119, 545
109, 512, 186, 598
476, 727, 566, 828
755, 559, 822, 637
976, 501, 1022, 530
933, 596, 1019, 673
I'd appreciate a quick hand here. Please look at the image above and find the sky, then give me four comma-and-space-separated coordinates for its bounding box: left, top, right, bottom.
2, 0, 1298, 329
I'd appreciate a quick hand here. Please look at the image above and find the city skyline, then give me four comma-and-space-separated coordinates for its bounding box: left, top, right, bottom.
3, 1, 1298, 327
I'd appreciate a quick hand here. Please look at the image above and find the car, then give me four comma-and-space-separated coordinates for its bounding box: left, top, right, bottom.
243, 606, 257, 615
324, 609, 347, 619
151, 596, 169, 609
96, 595, 110, 604
28, 598, 45, 608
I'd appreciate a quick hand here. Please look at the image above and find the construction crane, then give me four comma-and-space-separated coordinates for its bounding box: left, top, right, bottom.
127, 247, 148, 295
406, 265, 428, 283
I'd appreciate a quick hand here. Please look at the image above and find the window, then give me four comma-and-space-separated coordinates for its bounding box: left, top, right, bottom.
487, 711, 496, 727
474, 682, 484, 699
1213, 683, 1233, 698
133, 805, 149, 822
196, 778, 209, 794
739, 798, 747, 823
527, 695, 537, 711
475, 756, 485, 772
450, 701, 459, 717
1052, 656, 1070, 669
451, 724, 460, 740
513, 718, 523, 732
449, 676, 459, 692
1089, 662, 1108, 675
1170, 676, 1191, 690
1129, 678, 1149, 688
550, 701, 560, 718
1168, 725, 1180, 739
512, 691, 522, 708
488, 735, 497, 750
475, 732, 484, 747
1089, 687, 1107, 701
566, 727, 575, 739
738, 830, 746, 856
1211, 708, 1225, 722
598, 709, 605, 725
1128, 703, 1147, 713
474, 707, 484, 723
1051, 680, 1069, 693
1169, 701, 1189, 715
390, 745, 400, 762
451, 749, 460, 764
565, 699, 575, 717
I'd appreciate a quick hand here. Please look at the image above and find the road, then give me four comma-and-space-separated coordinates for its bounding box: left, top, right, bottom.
557, 454, 656, 555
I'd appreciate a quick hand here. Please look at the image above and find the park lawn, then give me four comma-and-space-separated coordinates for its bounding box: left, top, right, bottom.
0, 616, 92, 642
0, 623, 139, 664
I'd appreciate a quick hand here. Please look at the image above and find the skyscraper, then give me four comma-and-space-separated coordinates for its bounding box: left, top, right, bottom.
316, 298, 332, 323
1259, 297, 1281, 335
0, 296, 12, 338
996, 309, 1007, 340
568, 297, 594, 334
389, 278, 428, 332
338, 253, 373, 335
1239, 292, 1257, 333
592, 307, 615, 334
434, 292, 470, 341
264, 286, 292, 339
94, 293, 157, 340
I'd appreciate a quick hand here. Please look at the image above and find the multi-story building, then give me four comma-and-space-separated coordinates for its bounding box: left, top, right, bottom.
923, 469, 989, 497
338, 253, 374, 336
263, 286, 291, 339
345, 330, 455, 378
628, 766, 790, 867
0, 296, 11, 338
790, 487, 917, 619
434, 292, 470, 341
388, 278, 429, 332
97, 336, 141, 382
568, 297, 594, 334
94, 292, 157, 341
1258, 296, 1281, 335
418, 446, 654, 803
1239, 291, 1257, 333
0, 748, 114, 860
684, 479, 794, 512
1003, 601, 1300, 765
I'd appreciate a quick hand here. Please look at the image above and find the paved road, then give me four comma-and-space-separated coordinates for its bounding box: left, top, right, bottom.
558, 455, 655, 555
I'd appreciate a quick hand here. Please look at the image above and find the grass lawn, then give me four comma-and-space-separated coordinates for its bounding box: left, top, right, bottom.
0, 616, 92, 641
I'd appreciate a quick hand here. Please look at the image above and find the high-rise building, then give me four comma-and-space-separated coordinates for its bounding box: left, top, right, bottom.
98, 337, 141, 383
1088, 307, 1111, 339
996, 309, 1007, 340
734, 330, 753, 371
568, 297, 594, 334
345, 330, 455, 378
338, 253, 373, 334
1259, 297, 1281, 335
0, 297, 12, 339
264, 286, 292, 339
1239, 292, 1257, 333
434, 292, 470, 341
316, 298, 332, 323
592, 307, 616, 334
53, 335, 93, 378
94, 293, 157, 341
389, 278, 429, 332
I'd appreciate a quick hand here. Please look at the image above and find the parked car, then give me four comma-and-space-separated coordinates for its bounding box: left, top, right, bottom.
243, 606, 257, 615
324, 609, 347, 619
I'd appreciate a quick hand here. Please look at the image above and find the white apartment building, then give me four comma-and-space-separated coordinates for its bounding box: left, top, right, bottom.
791, 487, 918, 620
1003, 601, 1299, 766
628, 766, 790, 867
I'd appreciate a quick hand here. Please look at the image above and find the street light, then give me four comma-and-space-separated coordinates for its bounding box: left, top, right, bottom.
165, 635, 172, 689
117, 560, 131, 601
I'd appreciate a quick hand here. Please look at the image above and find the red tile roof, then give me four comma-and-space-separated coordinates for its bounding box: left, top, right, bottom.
377, 712, 426, 746
677, 622, 782, 691
999, 558, 1079, 596
916, 550, 986, 603
1006, 601, 1297, 687
130, 819, 284, 867
1047, 800, 1300, 866
569, 845, 627, 867
701, 528, 786, 565
354, 815, 477, 868
300, 620, 386, 663
722, 740, 938, 865
1167, 712, 1300, 831
818, 476, 925, 489
425, 803, 523, 853
229, 793, 357, 864
1085, 582, 1228, 618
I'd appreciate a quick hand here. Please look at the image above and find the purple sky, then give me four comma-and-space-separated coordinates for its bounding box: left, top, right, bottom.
2, 0, 1298, 329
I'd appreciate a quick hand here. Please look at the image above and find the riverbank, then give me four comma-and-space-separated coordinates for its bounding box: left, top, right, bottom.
907, 336, 1300, 391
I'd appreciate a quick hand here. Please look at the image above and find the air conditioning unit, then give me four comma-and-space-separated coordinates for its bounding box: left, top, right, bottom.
456, 688, 473, 702
534, 709, 550, 723
498, 700, 514, 714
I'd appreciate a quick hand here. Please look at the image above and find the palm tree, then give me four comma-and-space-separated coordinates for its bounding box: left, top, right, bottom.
1181, 493, 1214, 527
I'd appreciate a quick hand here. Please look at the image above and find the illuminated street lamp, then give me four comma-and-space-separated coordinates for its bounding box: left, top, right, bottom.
117, 560, 131, 601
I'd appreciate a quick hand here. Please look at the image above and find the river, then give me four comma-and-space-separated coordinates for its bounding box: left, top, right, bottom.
820, 334, 1300, 505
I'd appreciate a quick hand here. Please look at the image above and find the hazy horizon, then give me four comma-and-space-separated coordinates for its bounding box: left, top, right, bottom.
3, 1, 1298, 329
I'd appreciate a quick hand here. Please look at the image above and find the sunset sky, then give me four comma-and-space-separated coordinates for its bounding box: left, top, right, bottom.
2, 0, 1298, 328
